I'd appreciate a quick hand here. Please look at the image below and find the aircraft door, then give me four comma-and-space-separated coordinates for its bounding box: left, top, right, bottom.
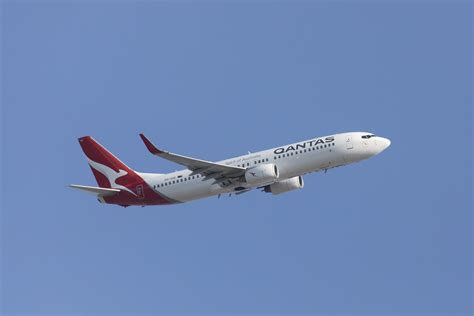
346, 136, 353, 150
136, 184, 145, 199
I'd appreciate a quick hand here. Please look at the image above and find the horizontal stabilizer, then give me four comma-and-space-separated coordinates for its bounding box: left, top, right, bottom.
69, 184, 120, 197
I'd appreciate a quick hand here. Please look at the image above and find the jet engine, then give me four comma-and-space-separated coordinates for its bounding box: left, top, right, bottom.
245, 164, 279, 186
264, 176, 304, 195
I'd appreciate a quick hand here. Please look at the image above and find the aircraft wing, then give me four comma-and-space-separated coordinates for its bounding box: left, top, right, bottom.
139, 134, 246, 184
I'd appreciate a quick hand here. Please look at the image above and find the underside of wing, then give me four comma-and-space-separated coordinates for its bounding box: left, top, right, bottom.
139, 134, 246, 185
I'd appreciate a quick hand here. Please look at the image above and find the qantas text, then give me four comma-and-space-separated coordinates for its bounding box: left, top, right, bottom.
273, 136, 335, 154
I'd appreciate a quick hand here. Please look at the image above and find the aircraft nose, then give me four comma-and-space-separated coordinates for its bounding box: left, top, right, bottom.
379, 137, 391, 152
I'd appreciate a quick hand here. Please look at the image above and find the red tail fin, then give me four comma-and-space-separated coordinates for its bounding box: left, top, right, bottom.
77, 136, 174, 206
78, 136, 141, 190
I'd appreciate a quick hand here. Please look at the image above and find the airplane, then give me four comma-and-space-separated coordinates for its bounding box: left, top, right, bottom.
70, 132, 391, 207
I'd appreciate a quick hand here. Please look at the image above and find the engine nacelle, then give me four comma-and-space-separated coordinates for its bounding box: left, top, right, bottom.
264, 176, 304, 195
245, 164, 279, 186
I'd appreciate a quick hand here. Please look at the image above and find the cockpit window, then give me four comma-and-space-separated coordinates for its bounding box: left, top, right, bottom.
361, 134, 376, 139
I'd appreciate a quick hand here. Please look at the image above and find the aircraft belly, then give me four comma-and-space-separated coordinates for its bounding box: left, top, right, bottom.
277, 152, 334, 179
159, 180, 221, 202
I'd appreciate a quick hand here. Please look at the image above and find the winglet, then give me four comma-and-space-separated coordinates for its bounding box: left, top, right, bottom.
139, 133, 164, 155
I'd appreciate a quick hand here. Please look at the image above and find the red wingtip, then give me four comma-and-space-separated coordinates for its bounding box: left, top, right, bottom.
139, 133, 163, 154
78, 136, 92, 143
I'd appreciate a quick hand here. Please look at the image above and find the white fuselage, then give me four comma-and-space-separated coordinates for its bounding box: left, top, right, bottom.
139, 132, 391, 203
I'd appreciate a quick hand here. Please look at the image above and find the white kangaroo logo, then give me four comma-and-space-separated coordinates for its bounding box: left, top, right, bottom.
88, 158, 137, 196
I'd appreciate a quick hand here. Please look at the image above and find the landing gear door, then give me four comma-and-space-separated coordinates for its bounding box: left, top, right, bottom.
346, 136, 353, 150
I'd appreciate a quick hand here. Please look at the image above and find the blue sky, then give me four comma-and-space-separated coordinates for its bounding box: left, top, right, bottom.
1, 2, 472, 315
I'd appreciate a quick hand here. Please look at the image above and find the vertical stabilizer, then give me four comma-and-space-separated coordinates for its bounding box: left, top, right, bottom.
78, 136, 141, 195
